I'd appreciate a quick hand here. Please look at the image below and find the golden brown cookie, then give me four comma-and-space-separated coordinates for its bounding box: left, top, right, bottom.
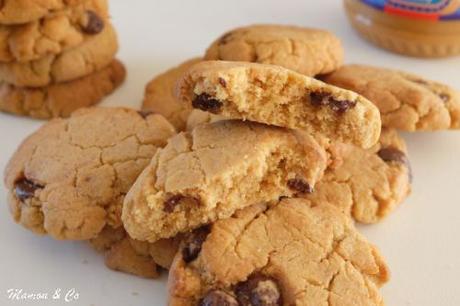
168, 198, 389, 305
122, 120, 327, 243
322, 64, 460, 131
142, 58, 204, 131
0, 22, 117, 87
0, 0, 87, 25
0, 0, 108, 62
307, 129, 412, 224
177, 61, 382, 149
4, 107, 176, 240
0, 59, 126, 119
204, 24, 344, 76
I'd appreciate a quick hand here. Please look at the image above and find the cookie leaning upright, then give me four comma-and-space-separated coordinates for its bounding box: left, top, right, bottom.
122, 120, 328, 242
168, 198, 389, 305
204, 24, 344, 76
177, 61, 381, 148
323, 64, 460, 131
0, 0, 126, 119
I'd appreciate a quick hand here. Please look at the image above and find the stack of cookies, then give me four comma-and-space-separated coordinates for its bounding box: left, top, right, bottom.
0, 0, 125, 119
4, 24, 460, 305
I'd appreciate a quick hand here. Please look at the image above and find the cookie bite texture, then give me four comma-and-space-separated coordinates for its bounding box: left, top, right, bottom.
204, 24, 344, 76
122, 120, 327, 242
307, 129, 412, 224
177, 61, 381, 149
323, 64, 460, 131
167, 199, 389, 305
4, 107, 176, 240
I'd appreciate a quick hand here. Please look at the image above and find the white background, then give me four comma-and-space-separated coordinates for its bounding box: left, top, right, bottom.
0, 0, 459, 305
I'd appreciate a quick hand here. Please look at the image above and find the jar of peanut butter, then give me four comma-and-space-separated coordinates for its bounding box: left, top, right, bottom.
344, 0, 460, 57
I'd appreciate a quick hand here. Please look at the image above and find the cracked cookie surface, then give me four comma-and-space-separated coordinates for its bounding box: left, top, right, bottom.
0, 0, 86, 25
0, 0, 108, 62
4, 107, 176, 240
168, 198, 389, 306
204, 24, 343, 76
322, 64, 460, 131
0, 21, 117, 87
142, 58, 205, 131
0, 59, 126, 119
122, 120, 327, 243
307, 128, 412, 224
177, 61, 381, 149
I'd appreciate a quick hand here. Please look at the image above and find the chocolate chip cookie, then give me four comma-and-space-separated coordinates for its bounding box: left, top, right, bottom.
0, 0, 86, 25
4, 107, 176, 240
205, 24, 344, 76
122, 120, 327, 243
168, 198, 389, 305
322, 64, 460, 131
177, 61, 382, 149
0, 0, 108, 62
142, 58, 204, 131
307, 128, 412, 224
0, 22, 117, 87
0, 59, 126, 119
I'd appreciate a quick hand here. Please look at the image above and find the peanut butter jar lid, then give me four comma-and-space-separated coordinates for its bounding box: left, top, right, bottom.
344, 0, 460, 57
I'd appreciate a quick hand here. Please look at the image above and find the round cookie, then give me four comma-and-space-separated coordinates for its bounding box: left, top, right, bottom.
204, 24, 344, 77
0, 0, 108, 62
168, 198, 390, 305
142, 58, 203, 131
4, 107, 176, 240
122, 120, 327, 243
307, 129, 412, 224
0, 59, 126, 119
322, 64, 460, 131
0, 21, 118, 87
0, 0, 86, 25
177, 61, 382, 149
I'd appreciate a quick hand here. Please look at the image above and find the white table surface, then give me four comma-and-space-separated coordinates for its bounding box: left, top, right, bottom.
1, 1, 459, 305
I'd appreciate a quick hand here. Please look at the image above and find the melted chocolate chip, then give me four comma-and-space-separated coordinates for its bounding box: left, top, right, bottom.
309, 92, 356, 114
182, 226, 210, 263
137, 110, 154, 119
200, 290, 239, 306
236, 274, 282, 306
82, 10, 105, 34
378, 147, 413, 182
219, 77, 227, 88
287, 178, 313, 194
14, 178, 43, 201
164, 194, 184, 213
192, 94, 223, 114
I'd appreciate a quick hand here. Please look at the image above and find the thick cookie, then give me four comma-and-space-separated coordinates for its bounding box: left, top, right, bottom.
322, 64, 460, 131
177, 61, 381, 149
142, 58, 203, 131
0, 0, 108, 62
168, 198, 390, 305
204, 25, 343, 76
4, 107, 176, 240
307, 129, 412, 224
0, 22, 117, 87
122, 120, 327, 243
0, 59, 126, 119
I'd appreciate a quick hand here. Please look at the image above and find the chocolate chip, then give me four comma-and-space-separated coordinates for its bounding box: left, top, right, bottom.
219, 77, 227, 88
192, 94, 223, 114
164, 194, 184, 213
182, 226, 210, 263
137, 110, 154, 119
236, 274, 282, 306
200, 290, 238, 306
287, 178, 313, 194
309, 92, 356, 114
82, 10, 105, 34
14, 178, 43, 201
378, 147, 413, 182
